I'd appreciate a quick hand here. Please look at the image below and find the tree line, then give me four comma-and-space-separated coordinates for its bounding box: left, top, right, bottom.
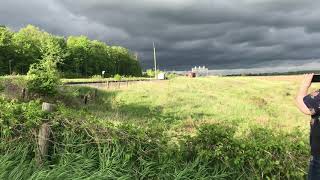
225, 69, 320, 76
0, 25, 142, 77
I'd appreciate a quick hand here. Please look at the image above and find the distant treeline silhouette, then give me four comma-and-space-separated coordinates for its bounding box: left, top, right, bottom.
0, 25, 142, 77
225, 70, 320, 76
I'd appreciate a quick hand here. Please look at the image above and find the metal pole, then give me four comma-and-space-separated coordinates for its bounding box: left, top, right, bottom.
134, 52, 139, 61
153, 42, 157, 79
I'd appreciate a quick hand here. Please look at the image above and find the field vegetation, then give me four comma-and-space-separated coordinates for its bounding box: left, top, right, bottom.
0, 75, 316, 179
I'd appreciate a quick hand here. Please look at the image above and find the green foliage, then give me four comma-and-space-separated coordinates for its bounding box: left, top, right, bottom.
62, 35, 142, 78
26, 56, 60, 96
0, 26, 14, 75
0, 24, 142, 77
0, 81, 4, 92
0, 143, 36, 180
114, 74, 122, 81
0, 112, 308, 179
166, 73, 178, 79
145, 69, 163, 78
91, 75, 103, 79
182, 124, 309, 179
0, 97, 44, 138
0, 76, 313, 179
12, 25, 51, 74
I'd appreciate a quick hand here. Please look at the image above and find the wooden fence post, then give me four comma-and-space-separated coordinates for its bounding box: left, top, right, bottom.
94, 89, 98, 98
84, 95, 88, 105
21, 88, 26, 100
36, 102, 56, 166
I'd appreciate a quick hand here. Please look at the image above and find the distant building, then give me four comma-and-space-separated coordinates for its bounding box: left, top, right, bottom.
157, 72, 166, 80
187, 72, 196, 78
191, 66, 209, 76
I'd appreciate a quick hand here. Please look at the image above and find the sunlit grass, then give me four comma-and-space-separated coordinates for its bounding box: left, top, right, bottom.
0, 75, 314, 179
93, 76, 314, 136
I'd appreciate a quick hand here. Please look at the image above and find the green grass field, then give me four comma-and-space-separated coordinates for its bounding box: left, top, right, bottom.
0, 75, 316, 179
98, 76, 311, 131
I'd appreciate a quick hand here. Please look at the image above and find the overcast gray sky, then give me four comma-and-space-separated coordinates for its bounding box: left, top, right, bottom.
1, 0, 320, 72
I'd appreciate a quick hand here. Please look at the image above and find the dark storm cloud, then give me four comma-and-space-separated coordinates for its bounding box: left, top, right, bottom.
1, 0, 320, 72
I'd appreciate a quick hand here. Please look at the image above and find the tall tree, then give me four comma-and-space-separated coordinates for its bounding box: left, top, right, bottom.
12, 25, 49, 73
65, 36, 91, 77
0, 27, 14, 75
0, 24, 142, 77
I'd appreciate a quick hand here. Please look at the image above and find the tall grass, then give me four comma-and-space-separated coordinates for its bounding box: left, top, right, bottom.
0, 75, 315, 179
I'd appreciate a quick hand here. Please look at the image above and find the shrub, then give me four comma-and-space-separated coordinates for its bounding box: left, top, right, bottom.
114, 74, 122, 81
145, 69, 163, 78
182, 123, 309, 179
0, 97, 44, 138
146, 69, 155, 77
0, 81, 4, 92
167, 73, 178, 79
26, 56, 60, 96
91, 75, 103, 79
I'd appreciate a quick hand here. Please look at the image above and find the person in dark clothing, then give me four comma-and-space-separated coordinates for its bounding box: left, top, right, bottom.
296, 73, 320, 179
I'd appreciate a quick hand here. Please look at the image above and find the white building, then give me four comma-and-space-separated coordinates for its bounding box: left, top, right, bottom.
157, 72, 166, 80
191, 66, 209, 76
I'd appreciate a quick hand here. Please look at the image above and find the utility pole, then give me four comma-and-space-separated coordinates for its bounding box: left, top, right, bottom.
153, 42, 157, 79
134, 52, 139, 61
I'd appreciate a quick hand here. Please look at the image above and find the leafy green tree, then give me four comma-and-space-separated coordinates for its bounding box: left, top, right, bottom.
88, 40, 114, 77
12, 25, 48, 73
0, 27, 14, 75
65, 36, 91, 76
110, 46, 142, 76
0, 24, 142, 77
12, 25, 67, 75
27, 56, 60, 96
40, 35, 66, 62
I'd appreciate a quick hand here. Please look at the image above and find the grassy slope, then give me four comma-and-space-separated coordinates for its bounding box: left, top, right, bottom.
0, 75, 316, 179
92, 76, 313, 134
66, 76, 313, 178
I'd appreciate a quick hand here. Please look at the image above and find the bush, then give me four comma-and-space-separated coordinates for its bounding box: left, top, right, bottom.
114, 74, 122, 81
0, 97, 44, 138
145, 69, 163, 78
182, 124, 309, 179
27, 56, 60, 96
91, 75, 103, 79
166, 73, 178, 79
0, 106, 309, 179
0, 81, 4, 92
